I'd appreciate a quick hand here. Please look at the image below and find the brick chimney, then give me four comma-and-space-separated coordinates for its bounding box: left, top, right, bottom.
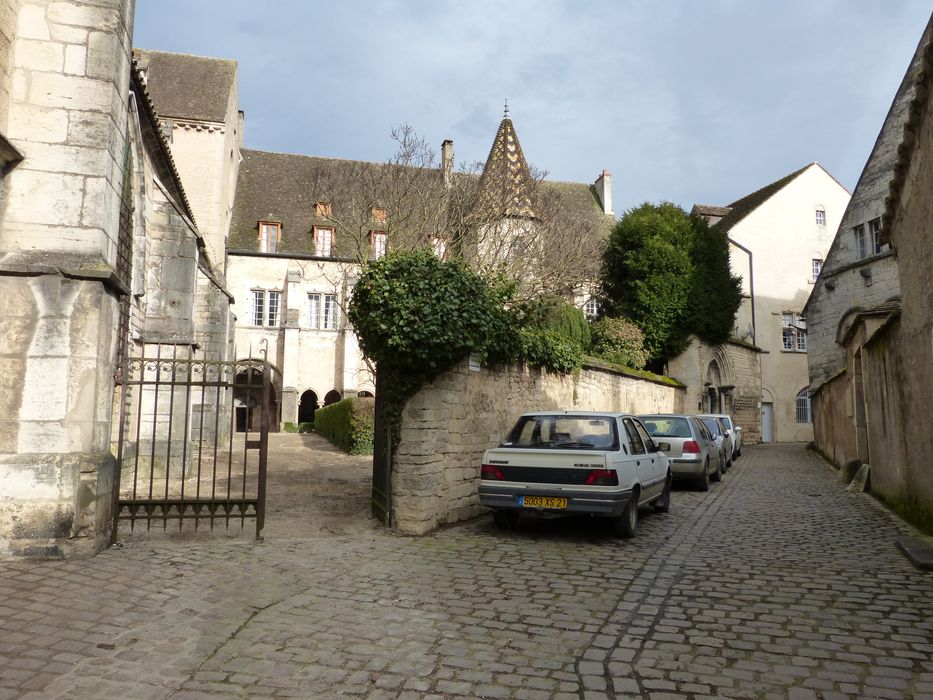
441, 139, 454, 188
594, 169, 613, 216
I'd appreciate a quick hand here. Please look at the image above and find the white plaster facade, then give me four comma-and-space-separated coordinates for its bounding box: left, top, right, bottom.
225, 253, 373, 426
723, 164, 850, 442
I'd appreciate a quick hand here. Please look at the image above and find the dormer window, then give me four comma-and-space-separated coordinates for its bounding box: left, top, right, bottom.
313, 226, 333, 257
315, 201, 332, 218
259, 221, 281, 253
370, 231, 387, 259
372, 207, 387, 224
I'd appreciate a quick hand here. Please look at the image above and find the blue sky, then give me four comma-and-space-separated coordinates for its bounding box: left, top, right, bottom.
133, 1, 931, 214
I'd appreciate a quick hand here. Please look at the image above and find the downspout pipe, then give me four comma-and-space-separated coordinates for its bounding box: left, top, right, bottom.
728, 236, 755, 344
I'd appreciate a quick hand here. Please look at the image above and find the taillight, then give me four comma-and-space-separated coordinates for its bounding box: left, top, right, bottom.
481, 464, 505, 480
584, 469, 619, 486
683, 440, 701, 454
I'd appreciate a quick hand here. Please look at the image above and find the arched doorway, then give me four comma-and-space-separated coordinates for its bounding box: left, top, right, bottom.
705, 359, 723, 413
233, 361, 282, 432
323, 389, 342, 406
298, 390, 319, 424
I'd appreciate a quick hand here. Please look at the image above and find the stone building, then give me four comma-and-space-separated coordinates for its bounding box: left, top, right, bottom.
693, 163, 850, 442
223, 110, 614, 429
0, 1, 234, 559
805, 13, 933, 519
804, 18, 931, 470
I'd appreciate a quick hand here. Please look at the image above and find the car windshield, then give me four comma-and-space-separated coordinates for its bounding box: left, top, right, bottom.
502, 415, 619, 450
640, 416, 691, 439
700, 418, 722, 436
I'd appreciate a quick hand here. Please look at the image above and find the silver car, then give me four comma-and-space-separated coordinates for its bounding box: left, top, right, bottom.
638, 414, 723, 491
698, 413, 742, 460
698, 415, 732, 470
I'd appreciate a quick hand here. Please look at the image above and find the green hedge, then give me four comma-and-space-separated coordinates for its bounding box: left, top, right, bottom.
313, 396, 375, 455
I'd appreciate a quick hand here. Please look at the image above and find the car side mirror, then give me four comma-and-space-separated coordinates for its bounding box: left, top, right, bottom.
657, 441, 670, 452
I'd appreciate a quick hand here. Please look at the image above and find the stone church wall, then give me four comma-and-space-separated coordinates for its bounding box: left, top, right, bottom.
391, 359, 684, 535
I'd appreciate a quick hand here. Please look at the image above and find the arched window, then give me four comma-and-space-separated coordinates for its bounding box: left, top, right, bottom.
795, 387, 812, 424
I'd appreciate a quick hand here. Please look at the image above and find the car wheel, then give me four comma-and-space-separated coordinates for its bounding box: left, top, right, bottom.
613, 492, 639, 538
697, 461, 710, 492
493, 510, 519, 529
712, 456, 723, 482
654, 472, 672, 513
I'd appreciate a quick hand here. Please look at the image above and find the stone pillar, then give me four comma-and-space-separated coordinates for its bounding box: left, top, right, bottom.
280, 267, 301, 426
0, 0, 135, 558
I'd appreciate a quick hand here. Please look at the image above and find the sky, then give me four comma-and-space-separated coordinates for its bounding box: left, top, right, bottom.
133, 1, 932, 215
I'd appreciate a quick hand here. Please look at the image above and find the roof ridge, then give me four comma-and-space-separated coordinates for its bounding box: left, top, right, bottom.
133, 47, 237, 65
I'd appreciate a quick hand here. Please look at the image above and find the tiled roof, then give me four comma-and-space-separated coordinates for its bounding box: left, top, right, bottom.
476, 117, 537, 220
692, 204, 732, 218
229, 148, 612, 257
133, 49, 236, 123
712, 164, 812, 232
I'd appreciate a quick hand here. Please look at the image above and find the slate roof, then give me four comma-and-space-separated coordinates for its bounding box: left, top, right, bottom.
476, 117, 537, 220
711, 164, 812, 232
691, 204, 732, 218
133, 49, 236, 123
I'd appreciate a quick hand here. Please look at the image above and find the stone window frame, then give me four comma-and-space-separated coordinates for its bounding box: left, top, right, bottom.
781, 312, 807, 353
315, 201, 333, 218
868, 218, 883, 256
853, 224, 867, 260
307, 292, 339, 331
370, 230, 388, 260
815, 207, 826, 226
313, 225, 334, 257
250, 288, 282, 327
795, 387, 812, 423
258, 221, 281, 253
811, 258, 823, 282
432, 236, 448, 260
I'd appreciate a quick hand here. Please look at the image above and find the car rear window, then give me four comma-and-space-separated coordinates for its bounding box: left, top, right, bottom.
640, 416, 691, 438
700, 418, 722, 436
503, 415, 619, 450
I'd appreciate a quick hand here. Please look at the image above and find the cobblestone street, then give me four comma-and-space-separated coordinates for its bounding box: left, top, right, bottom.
1, 436, 931, 699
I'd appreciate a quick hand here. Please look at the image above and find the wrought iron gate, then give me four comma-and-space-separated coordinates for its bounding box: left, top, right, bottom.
111, 347, 270, 541
371, 372, 391, 526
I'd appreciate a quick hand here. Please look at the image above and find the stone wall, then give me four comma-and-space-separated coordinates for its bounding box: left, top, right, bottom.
665, 337, 762, 445
392, 360, 684, 535
0, 0, 134, 558
811, 370, 858, 470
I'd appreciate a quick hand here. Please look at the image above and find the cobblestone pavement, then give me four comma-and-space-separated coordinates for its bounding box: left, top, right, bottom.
1, 437, 931, 699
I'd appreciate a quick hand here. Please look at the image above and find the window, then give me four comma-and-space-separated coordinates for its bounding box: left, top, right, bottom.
370, 231, 387, 259
314, 226, 333, 257
251, 289, 265, 326
432, 237, 448, 260
815, 207, 826, 226
796, 388, 812, 423
372, 207, 387, 224
259, 221, 280, 253
250, 289, 281, 327
868, 218, 882, 255
781, 312, 806, 352
315, 201, 332, 218
622, 418, 646, 455
307, 293, 338, 330
583, 297, 598, 319
811, 258, 823, 281
854, 224, 867, 260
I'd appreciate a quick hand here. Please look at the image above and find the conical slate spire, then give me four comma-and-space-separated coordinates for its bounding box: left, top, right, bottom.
476, 108, 536, 220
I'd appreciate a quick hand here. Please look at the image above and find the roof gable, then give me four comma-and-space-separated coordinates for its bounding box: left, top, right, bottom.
712, 164, 812, 232
133, 48, 237, 123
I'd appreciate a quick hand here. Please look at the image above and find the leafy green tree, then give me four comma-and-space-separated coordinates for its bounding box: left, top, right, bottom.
600, 203, 695, 366
686, 217, 743, 345
518, 296, 591, 350
590, 317, 648, 369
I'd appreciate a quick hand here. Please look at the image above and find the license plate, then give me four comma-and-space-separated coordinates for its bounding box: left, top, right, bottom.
520, 495, 568, 509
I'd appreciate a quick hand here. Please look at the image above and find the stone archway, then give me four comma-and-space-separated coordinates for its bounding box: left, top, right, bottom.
298, 389, 319, 424
233, 361, 283, 432
323, 389, 342, 406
